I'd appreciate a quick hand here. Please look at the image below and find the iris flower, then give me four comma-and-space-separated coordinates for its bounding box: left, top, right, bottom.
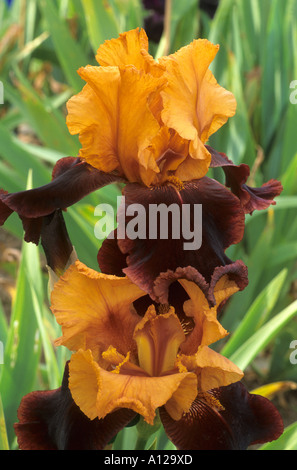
1, 28, 284, 451
0, 28, 282, 296
66, 28, 235, 184
14, 260, 283, 450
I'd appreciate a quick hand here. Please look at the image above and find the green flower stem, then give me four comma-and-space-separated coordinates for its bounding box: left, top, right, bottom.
134, 434, 149, 451
135, 413, 162, 450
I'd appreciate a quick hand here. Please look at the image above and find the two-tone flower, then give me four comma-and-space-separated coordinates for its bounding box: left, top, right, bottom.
1, 28, 284, 450
14, 261, 283, 450
0, 28, 282, 295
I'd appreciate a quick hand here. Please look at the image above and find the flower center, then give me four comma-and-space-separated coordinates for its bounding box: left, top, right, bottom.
133, 305, 186, 377
101, 306, 187, 379
165, 176, 185, 191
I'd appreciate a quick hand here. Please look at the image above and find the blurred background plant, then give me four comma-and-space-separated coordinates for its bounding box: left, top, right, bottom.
0, 0, 297, 451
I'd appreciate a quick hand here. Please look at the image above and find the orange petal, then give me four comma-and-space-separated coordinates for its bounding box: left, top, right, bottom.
198, 68, 237, 143
194, 346, 244, 392
101, 345, 127, 368
164, 373, 198, 421
66, 67, 121, 174
178, 278, 228, 353
160, 39, 236, 178
213, 274, 240, 306
51, 260, 145, 359
96, 27, 164, 77
69, 349, 197, 425
66, 65, 166, 184
139, 127, 189, 185
68, 349, 100, 420
173, 152, 210, 183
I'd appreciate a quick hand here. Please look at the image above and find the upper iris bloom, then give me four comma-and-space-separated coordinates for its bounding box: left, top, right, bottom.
14, 260, 283, 450
66, 28, 236, 186
0, 28, 282, 293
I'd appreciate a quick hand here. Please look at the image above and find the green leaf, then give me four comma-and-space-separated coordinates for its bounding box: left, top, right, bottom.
227, 299, 297, 371
259, 421, 297, 450
222, 213, 275, 332
0, 172, 45, 445
0, 394, 9, 451
155, 0, 199, 57
1, 77, 79, 155
0, 240, 43, 445
147, 437, 157, 450
251, 381, 297, 400
29, 281, 61, 389
0, 299, 8, 346
15, 141, 68, 165
112, 0, 144, 32
260, 0, 288, 151
38, 0, 89, 92
64, 206, 103, 270
221, 269, 288, 358
169, 0, 199, 52
269, 243, 297, 268
80, 0, 119, 54
0, 123, 51, 187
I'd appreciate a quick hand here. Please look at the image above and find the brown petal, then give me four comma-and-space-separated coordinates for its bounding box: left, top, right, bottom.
208, 145, 283, 214
160, 381, 283, 450
14, 362, 136, 450
98, 178, 245, 300
153, 260, 248, 308
40, 209, 75, 277
0, 157, 124, 244
0, 189, 13, 225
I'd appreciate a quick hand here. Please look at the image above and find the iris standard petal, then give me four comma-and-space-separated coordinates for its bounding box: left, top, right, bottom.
159, 39, 236, 177
96, 27, 164, 77
66, 65, 166, 184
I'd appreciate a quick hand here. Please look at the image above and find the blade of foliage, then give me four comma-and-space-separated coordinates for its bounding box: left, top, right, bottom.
221, 269, 288, 357
251, 381, 297, 400
1, 77, 79, 155
0, 238, 43, 445
38, 0, 89, 92
80, 0, 120, 53
222, 212, 275, 332
0, 173, 44, 445
259, 421, 297, 450
228, 299, 297, 371
0, 394, 9, 451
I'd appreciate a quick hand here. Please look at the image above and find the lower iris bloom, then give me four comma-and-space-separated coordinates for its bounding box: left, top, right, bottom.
14, 261, 283, 450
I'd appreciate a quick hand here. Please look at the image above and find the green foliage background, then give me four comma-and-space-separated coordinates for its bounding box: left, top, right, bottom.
0, 0, 297, 450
